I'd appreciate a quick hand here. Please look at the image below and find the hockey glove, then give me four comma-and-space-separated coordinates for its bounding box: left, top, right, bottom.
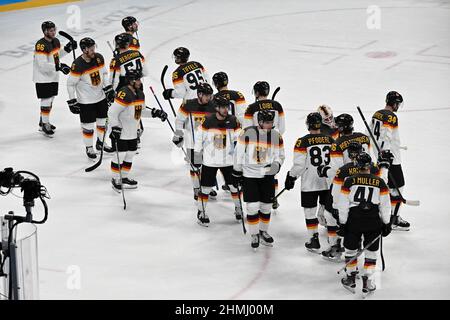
103, 85, 115, 104
317, 165, 330, 178
64, 40, 78, 53
151, 108, 168, 122
231, 170, 243, 188
284, 172, 297, 190
67, 99, 80, 114
336, 223, 346, 237
265, 161, 280, 175
58, 63, 71, 75
162, 89, 174, 100
110, 126, 122, 141
382, 223, 392, 237
172, 135, 183, 148
378, 149, 394, 169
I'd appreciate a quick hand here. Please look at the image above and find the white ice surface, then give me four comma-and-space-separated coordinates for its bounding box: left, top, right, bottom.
0, 0, 449, 299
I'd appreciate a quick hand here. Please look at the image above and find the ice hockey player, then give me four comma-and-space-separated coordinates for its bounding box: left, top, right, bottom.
320, 142, 391, 261
233, 110, 285, 249
337, 152, 392, 296
109, 33, 148, 91
212, 72, 247, 124
66, 38, 115, 159
244, 81, 285, 210
328, 113, 371, 180
212, 71, 247, 192
33, 21, 77, 136
172, 83, 217, 200
121, 16, 140, 51
370, 91, 410, 231
318, 104, 339, 140
284, 112, 333, 253
108, 69, 167, 191
194, 95, 242, 226
162, 47, 209, 101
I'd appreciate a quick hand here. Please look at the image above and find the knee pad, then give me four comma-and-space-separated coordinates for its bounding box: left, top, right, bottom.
82, 122, 95, 131
304, 207, 317, 220
365, 250, 377, 260
246, 202, 260, 215
260, 202, 272, 214
344, 248, 358, 257
40, 97, 54, 107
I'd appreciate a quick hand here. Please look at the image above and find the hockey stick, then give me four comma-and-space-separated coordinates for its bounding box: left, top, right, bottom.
114, 139, 126, 210
161, 65, 177, 117
85, 118, 109, 172
271, 87, 280, 100
356, 106, 420, 206
236, 184, 247, 234
272, 187, 286, 201
149, 86, 200, 174
58, 30, 76, 61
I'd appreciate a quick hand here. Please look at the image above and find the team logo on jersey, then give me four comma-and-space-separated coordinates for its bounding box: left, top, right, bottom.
134, 105, 143, 120
194, 116, 206, 129
254, 146, 268, 163
90, 71, 101, 86
213, 134, 226, 149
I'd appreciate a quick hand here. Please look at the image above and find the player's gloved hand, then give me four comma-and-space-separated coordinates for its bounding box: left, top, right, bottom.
151, 108, 168, 122
336, 223, 346, 237
378, 149, 394, 169
103, 85, 115, 104
110, 126, 122, 140
382, 223, 392, 237
265, 161, 280, 175
284, 171, 297, 190
58, 63, 71, 75
64, 40, 78, 53
67, 99, 80, 114
172, 135, 183, 148
231, 170, 243, 188
317, 165, 330, 178
162, 89, 174, 100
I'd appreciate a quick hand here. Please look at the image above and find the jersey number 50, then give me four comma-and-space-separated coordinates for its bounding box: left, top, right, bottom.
186, 70, 205, 90
309, 146, 331, 166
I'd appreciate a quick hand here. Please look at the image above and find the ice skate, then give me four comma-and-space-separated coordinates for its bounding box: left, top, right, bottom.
362, 275, 376, 298
392, 215, 410, 231
111, 178, 122, 193
96, 138, 114, 153
341, 272, 357, 294
197, 210, 210, 227
85, 146, 97, 160
259, 230, 274, 247
251, 234, 260, 251
234, 206, 243, 221
40, 122, 55, 137
305, 233, 321, 253
122, 177, 138, 189
321, 244, 342, 262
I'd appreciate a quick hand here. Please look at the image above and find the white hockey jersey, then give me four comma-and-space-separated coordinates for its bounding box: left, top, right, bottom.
194, 114, 241, 167
171, 61, 209, 100
33, 37, 68, 83
370, 109, 401, 165
67, 53, 109, 104
233, 126, 285, 178
288, 134, 333, 192
108, 86, 146, 140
